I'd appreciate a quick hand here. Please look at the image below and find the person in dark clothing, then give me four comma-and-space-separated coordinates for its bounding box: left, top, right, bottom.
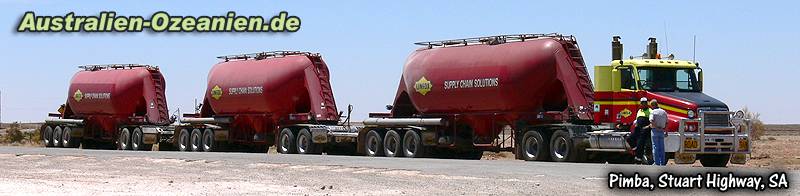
631, 97, 652, 164
635, 116, 652, 164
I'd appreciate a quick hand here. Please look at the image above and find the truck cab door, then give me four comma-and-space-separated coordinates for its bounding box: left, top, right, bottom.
612, 66, 638, 124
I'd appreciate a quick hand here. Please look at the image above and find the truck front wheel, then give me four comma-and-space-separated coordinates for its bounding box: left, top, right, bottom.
699, 154, 730, 167
520, 130, 549, 161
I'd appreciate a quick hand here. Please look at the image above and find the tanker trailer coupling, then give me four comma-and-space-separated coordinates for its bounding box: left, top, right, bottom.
585, 110, 751, 166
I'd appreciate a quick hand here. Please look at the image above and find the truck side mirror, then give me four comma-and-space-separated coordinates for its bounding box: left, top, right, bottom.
697, 69, 703, 91
611, 68, 620, 91
385, 105, 394, 110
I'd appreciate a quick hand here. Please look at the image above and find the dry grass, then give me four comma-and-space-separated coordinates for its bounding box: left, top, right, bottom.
740, 124, 800, 170
0, 122, 41, 145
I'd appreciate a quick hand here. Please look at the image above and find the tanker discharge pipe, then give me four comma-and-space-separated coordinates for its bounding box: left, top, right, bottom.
44, 118, 84, 125
363, 118, 445, 126
180, 117, 232, 124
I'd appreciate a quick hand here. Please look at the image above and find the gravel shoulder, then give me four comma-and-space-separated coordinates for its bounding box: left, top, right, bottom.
1, 147, 798, 195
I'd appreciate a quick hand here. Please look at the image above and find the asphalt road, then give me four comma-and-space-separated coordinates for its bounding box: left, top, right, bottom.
0, 146, 797, 195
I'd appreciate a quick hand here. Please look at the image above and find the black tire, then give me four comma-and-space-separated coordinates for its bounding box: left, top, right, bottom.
550, 130, 574, 162
520, 130, 549, 161
43, 126, 54, 147
178, 128, 190, 152
53, 126, 64, 147
384, 130, 403, 157
131, 127, 150, 151
699, 154, 730, 167
402, 130, 427, 158
118, 128, 131, 150
364, 130, 384, 157
202, 129, 215, 152
278, 128, 297, 154
190, 128, 202, 152
61, 127, 80, 148
297, 128, 322, 154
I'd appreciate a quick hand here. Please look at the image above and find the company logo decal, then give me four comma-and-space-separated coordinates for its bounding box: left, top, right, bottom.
619, 108, 632, 118
73, 89, 83, 102
228, 86, 263, 95
414, 76, 432, 95
73, 89, 111, 102
210, 85, 223, 100
443, 77, 499, 90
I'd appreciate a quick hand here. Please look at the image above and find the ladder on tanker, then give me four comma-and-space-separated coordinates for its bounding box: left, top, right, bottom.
77, 64, 171, 124
148, 69, 170, 124
215, 51, 338, 121
563, 41, 595, 104
310, 56, 339, 121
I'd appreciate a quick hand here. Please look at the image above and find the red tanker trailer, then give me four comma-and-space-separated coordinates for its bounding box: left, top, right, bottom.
177, 51, 359, 153
360, 34, 596, 161
43, 64, 173, 150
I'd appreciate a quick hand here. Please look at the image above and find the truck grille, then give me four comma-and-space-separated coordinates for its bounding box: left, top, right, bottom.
703, 113, 730, 127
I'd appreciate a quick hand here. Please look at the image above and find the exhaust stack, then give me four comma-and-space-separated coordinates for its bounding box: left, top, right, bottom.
612, 36, 623, 60
647, 37, 658, 59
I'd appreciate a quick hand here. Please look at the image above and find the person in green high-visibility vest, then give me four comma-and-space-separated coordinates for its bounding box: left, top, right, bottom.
632, 97, 652, 164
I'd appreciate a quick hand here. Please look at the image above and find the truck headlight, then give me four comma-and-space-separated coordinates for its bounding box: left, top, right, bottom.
687, 110, 695, 118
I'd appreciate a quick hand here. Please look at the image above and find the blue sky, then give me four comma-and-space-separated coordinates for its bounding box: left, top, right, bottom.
0, 1, 797, 123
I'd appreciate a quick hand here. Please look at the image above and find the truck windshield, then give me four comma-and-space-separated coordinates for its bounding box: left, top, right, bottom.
637, 68, 700, 92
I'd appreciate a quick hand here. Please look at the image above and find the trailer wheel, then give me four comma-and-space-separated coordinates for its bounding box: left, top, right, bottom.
131, 127, 150, 151
62, 127, 79, 148
118, 128, 132, 150
202, 129, 215, 152
178, 128, 190, 152
521, 130, 549, 161
402, 130, 427, 158
190, 128, 203, 152
364, 130, 384, 157
384, 130, 403, 157
550, 130, 573, 162
43, 126, 54, 147
297, 128, 321, 154
53, 126, 64, 147
699, 154, 730, 167
278, 128, 297, 154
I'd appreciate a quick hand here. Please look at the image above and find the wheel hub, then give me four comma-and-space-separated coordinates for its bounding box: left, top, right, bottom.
554, 137, 568, 159
298, 135, 308, 153
525, 137, 538, 158
179, 134, 188, 150
367, 137, 378, 154
405, 137, 417, 155
280, 134, 290, 152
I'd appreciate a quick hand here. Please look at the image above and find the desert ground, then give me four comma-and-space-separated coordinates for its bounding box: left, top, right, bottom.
0, 123, 798, 195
